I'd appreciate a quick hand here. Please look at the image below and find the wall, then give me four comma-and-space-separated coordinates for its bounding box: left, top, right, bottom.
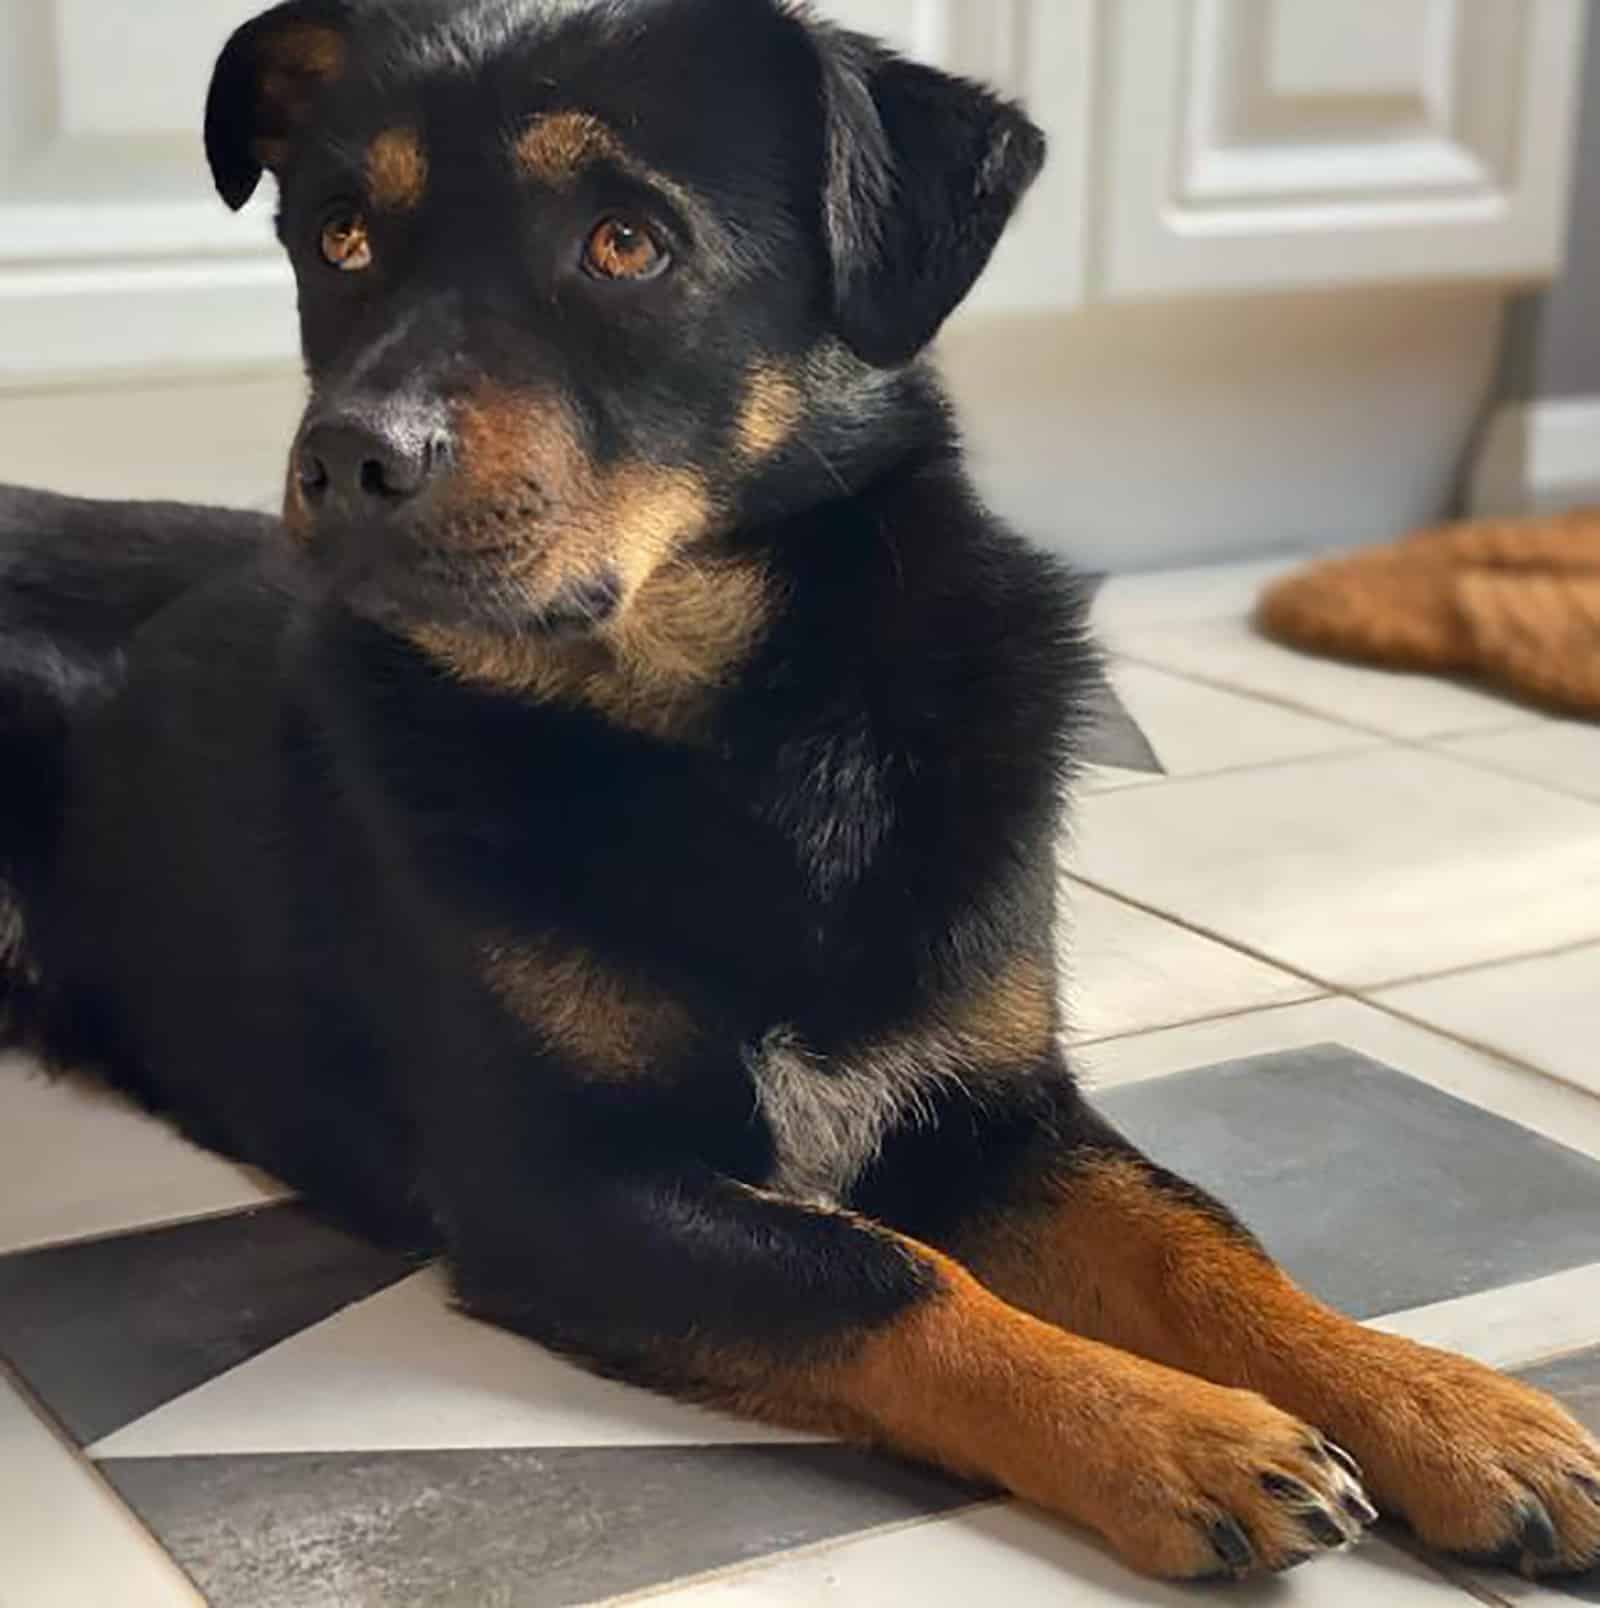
1498, 11, 1600, 403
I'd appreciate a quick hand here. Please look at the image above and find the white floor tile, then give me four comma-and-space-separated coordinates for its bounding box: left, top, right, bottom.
1077, 996, 1600, 1163
1063, 882, 1320, 1043
91, 1267, 811, 1460
1376, 945, 1600, 1098
1070, 748, 1600, 988
1439, 720, 1600, 805
0, 1054, 284, 1256
1081, 661, 1372, 793
1370, 1265, 1600, 1374
1112, 614, 1533, 739
0, 1373, 202, 1608
1091, 556, 1309, 643
1450, 1569, 1596, 1606
636, 1502, 1471, 1607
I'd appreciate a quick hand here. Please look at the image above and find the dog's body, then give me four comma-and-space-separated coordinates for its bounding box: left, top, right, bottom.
3, 0, 1598, 1583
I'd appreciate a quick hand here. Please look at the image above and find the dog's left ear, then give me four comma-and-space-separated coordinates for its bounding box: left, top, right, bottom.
815, 27, 1047, 368
205, 0, 353, 211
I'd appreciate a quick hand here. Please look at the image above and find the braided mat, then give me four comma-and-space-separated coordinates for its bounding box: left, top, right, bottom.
1258, 512, 1600, 718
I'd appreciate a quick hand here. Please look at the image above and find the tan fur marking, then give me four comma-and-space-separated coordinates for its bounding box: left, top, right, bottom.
484, 936, 693, 1078
712, 1243, 1357, 1581
963, 1155, 1600, 1570
514, 112, 623, 186
856, 950, 1057, 1089
938, 951, 1055, 1067
367, 128, 428, 211
408, 386, 767, 740
737, 365, 805, 459
414, 549, 769, 742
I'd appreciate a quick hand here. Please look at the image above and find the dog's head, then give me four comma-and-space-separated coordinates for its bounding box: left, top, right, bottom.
207, 0, 1045, 643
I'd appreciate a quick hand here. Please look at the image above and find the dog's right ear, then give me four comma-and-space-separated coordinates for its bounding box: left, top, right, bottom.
809, 24, 1046, 369
205, 0, 352, 211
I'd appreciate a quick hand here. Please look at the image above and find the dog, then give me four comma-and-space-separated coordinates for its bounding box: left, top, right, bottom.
2, 0, 1597, 1583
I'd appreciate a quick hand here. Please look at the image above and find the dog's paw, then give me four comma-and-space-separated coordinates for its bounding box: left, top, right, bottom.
1335, 1338, 1600, 1577
1085, 1381, 1377, 1581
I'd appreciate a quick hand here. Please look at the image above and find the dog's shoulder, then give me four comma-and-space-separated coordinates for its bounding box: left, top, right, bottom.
755, 449, 1097, 780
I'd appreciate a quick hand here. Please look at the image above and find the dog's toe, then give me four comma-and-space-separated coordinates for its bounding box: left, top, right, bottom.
1321, 1335, 1600, 1577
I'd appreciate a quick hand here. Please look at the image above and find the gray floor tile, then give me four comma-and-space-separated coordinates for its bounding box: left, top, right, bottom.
1513, 1349, 1600, 1603
1521, 1347, 1600, 1438
0, 1205, 418, 1445
1097, 1044, 1600, 1320
101, 1445, 979, 1608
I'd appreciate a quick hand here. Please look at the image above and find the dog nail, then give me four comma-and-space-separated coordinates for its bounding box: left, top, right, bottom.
1303, 1507, 1350, 1549
1344, 1490, 1380, 1527
1261, 1472, 1315, 1504
1208, 1515, 1255, 1573
1321, 1440, 1365, 1482
1517, 1502, 1560, 1562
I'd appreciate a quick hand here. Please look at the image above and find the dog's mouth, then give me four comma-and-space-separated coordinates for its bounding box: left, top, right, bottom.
298, 504, 623, 640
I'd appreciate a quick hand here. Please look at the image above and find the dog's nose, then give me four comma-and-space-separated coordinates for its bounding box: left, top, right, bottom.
297, 410, 450, 515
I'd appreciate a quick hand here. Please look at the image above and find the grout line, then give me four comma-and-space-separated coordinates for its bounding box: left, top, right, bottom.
597, 1500, 1005, 1604
1062, 873, 1340, 995
1063, 876, 1600, 1111
1386, 1534, 1517, 1608
1354, 935, 1600, 994
1109, 646, 1552, 754
1067, 992, 1330, 1053
1369, 1265, 1600, 1373
1080, 736, 1388, 796
0, 1356, 207, 1605
1, 1192, 293, 1262
1353, 992, 1600, 1111
1410, 733, 1600, 811
1108, 649, 1399, 739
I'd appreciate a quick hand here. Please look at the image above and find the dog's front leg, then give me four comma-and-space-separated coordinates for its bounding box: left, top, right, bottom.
952, 1123, 1600, 1576
438, 1159, 1370, 1581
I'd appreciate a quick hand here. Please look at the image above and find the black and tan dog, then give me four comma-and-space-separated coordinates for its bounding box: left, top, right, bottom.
2, 0, 1597, 1583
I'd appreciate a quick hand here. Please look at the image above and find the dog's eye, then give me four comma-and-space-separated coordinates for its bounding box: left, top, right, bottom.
582, 216, 668, 282
320, 210, 373, 273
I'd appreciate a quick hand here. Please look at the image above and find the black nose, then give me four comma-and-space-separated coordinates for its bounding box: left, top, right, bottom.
297, 407, 450, 515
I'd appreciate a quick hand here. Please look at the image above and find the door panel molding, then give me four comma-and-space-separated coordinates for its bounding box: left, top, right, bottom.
1098, 0, 1586, 299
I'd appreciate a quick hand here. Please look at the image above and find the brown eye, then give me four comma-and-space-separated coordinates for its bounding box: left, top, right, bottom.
582, 216, 668, 281
320, 211, 373, 272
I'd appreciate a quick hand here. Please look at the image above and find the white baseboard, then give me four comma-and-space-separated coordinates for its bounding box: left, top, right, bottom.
1468, 396, 1600, 517
0, 368, 303, 511
941, 284, 1506, 574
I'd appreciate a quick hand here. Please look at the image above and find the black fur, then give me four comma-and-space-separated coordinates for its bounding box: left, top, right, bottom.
4, 0, 1098, 1390
9, 9, 1585, 1579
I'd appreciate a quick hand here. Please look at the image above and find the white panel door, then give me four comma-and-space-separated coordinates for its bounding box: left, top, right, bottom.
811, 0, 1094, 315
1098, 0, 1587, 299
0, 0, 298, 388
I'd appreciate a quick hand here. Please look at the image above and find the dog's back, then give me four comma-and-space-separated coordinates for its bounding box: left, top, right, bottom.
0, 486, 273, 1047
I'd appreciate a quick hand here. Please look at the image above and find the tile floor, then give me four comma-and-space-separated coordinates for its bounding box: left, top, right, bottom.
3, 555, 1600, 1606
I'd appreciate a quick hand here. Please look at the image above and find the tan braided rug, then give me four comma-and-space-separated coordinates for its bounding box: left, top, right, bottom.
1257, 511, 1600, 718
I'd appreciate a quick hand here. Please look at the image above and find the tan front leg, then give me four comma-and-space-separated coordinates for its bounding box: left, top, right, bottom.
960, 1152, 1600, 1576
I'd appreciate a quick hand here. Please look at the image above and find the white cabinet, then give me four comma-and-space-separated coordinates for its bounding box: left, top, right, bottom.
0, 0, 294, 386
818, 0, 1587, 306
0, 2, 1588, 384
1096, 0, 1586, 298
